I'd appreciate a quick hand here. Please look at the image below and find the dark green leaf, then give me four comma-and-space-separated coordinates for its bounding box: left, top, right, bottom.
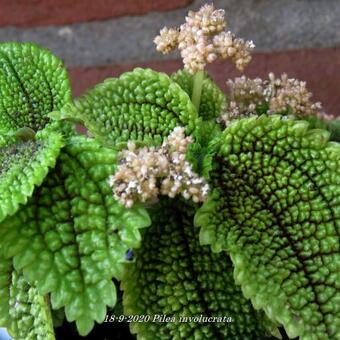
186, 120, 222, 179
122, 199, 278, 340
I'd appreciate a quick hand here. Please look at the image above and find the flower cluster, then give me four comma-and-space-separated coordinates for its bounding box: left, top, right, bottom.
154, 4, 254, 73
219, 73, 332, 125
109, 127, 209, 208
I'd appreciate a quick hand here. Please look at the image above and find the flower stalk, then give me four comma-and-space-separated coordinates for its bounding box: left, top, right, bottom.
191, 70, 204, 111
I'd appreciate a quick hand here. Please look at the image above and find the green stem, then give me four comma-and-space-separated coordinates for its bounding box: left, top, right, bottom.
191, 71, 204, 112
40, 294, 56, 340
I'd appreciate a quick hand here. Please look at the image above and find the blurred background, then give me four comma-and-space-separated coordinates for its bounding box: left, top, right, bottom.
0, 0, 339, 115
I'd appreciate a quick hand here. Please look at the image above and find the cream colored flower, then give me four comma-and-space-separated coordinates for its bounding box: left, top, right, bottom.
154, 27, 179, 54
218, 73, 331, 125
109, 127, 209, 208
154, 4, 254, 73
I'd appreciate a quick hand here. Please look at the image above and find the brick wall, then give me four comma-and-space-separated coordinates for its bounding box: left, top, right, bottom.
0, 0, 192, 26
0, 0, 339, 116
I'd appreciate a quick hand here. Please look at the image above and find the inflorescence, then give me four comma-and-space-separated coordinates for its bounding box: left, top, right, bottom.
109, 127, 209, 208
219, 73, 332, 125
154, 4, 254, 74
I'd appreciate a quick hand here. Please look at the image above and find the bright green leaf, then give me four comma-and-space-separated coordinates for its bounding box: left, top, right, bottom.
0, 252, 55, 340
0, 129, 63, 223
0, 136, 151, 336
0, 42, 72, 132
57, 68, 198, 145
195, 115, 340, 339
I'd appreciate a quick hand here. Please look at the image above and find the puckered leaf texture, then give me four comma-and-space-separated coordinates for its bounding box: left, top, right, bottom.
57, 68, 198, 145
195, 115, 340, 339
0, 136, 151, 336
122, 199, 278, 340
0, 129, 63, 223
171, 70, 227, 121
0, 252, 55, 340
0, 42, 72, 132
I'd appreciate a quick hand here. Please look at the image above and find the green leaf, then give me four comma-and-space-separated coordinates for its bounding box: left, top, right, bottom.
171, 70, 227, 120
122, 199, 278, 340
325, 119, 340, 142
323, 118, 340, 142
186, 120, 222, 179
57, 68, 198, 145
0, 136, 151, 336
305, 115, 340, 142
0, 129, 63, 223
195, 115, 340, 339
0, 252, 55, 340
0, 42, 72, 132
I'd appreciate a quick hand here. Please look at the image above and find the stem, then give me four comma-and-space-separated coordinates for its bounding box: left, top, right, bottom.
191, 71, 204, 112
42, 294, 57, 340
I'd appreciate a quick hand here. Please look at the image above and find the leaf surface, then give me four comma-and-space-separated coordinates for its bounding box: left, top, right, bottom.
195, 115, 340, 339
0, 253, 55, 340
58, 68, 198, 145
122, 199, 277, 340
0, 136, 151, 335
0, 42, 72, 132
0, 129, 63, 223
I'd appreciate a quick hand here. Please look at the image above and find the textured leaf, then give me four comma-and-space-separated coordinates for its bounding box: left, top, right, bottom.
0, 136, 151, 336
122, 199, 278, 340
0, 253, 55, 340
171, 70, 227, 120
0, 129, 63, 223
195, 115, 340, 339
57, 68, 198, 145
0, 42, 72, 132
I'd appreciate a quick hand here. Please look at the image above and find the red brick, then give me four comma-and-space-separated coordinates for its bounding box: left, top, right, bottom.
0, 0, 192, 27
69, 48, 340, 117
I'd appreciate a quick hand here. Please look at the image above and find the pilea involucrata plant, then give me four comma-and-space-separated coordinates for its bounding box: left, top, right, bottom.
0, 4, 339, 340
